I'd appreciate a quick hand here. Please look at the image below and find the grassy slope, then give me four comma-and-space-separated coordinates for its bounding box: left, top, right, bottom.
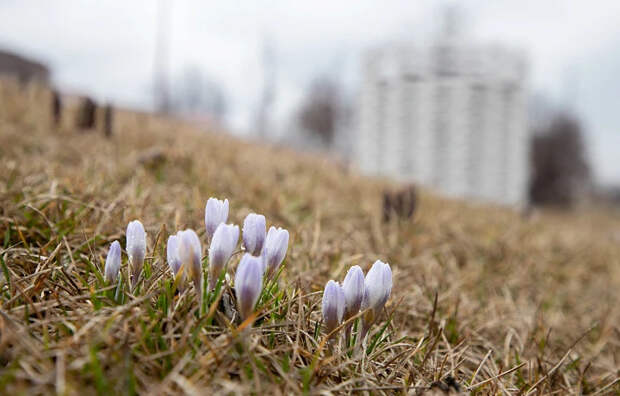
1, 81, 619, 394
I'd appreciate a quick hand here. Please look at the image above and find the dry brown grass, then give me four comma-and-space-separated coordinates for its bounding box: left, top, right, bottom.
1, 80, 619, 394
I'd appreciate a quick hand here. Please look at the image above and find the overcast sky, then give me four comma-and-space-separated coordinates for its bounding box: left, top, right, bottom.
1, 0, 619, 185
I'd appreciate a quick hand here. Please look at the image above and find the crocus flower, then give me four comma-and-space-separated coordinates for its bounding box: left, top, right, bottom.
204, 198, 229, 241
242, 213, 266, 256
177, 229, 202, 297
360, 260, 392, 341
342, 265, 365, 345
126, 220, 146, 289
166, 234, 181, 276
167, 233, 187, 289
322, 280, 345, 336
208, 223, 239, 290
234, 253, 264, 321
104, 240, 121, 283
261, 226, 289, 276
343, 265, 365, 320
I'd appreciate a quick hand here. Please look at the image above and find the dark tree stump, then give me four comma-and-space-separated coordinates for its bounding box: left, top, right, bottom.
51, 90, 62, 127
76, 97, 97, 130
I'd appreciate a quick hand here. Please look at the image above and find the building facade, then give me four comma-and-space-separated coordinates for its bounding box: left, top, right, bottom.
355, 38, 529, 206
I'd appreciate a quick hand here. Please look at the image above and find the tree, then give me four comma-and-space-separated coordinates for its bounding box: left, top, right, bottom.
529, 113, 591, 207
170, 66, 227, 121
296, 76, 343, 145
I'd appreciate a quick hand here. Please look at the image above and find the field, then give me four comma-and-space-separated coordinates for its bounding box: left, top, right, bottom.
1, 80, 619, 394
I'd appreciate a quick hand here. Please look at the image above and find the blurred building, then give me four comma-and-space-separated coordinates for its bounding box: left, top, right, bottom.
354, 26, 529, 206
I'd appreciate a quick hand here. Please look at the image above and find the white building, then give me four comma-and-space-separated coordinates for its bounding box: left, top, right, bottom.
355, 34, 529, 206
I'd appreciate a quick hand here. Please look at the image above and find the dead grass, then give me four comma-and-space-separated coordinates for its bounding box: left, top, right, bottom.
0, 80, 619, 394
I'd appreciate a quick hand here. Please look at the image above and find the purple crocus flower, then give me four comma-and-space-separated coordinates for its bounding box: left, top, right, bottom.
360, 260, 392, 342
204, 197, 229, 241
235, 253, 264, 321
104, 240, 121, 283
177, 229, 202, 297
261, 226, 289, 276
242, 213, 266, 256
166, 234, 181, 276
342, 265, 365, 320
322, 280, 345, 335
208, 223, 239, 290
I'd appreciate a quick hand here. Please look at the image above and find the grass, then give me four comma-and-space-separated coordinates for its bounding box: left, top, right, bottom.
1, 79, 620, 394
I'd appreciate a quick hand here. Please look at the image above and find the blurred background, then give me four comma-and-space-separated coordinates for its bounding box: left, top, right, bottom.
1, 0, 619, 209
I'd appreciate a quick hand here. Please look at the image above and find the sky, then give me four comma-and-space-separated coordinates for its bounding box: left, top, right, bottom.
1, 0, 619, 185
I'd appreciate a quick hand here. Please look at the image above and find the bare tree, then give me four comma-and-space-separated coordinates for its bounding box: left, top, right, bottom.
529, 112, 592, 207
256, 35, 276, 138
170, 66, 227, 122
296, 76, 344, 146
153, 0, 172, 113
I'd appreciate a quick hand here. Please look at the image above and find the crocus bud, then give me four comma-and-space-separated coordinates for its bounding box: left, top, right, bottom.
234, 253, 264, 321
104, 240, 121, 283
126, 220, 146, 289
208, 223, 239, 290
166, 233, 187, 290
204, 197, 229, 241
177, 229, 202, 296
322, 280, 345, 335
242, 213, 266, 256
342, 265, 365, 320
166, 234, 181, 276
360, 260, 392, 341
261, 226, 289, 276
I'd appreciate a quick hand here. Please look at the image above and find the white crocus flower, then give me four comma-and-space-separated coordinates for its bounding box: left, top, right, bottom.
242, 213, 266, 256
208, 223, 239, 290
126, 220, 146, 289
204, 197, 229, 241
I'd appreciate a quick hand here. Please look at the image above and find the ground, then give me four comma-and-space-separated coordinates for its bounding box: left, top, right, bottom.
1, 80, 619, 394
